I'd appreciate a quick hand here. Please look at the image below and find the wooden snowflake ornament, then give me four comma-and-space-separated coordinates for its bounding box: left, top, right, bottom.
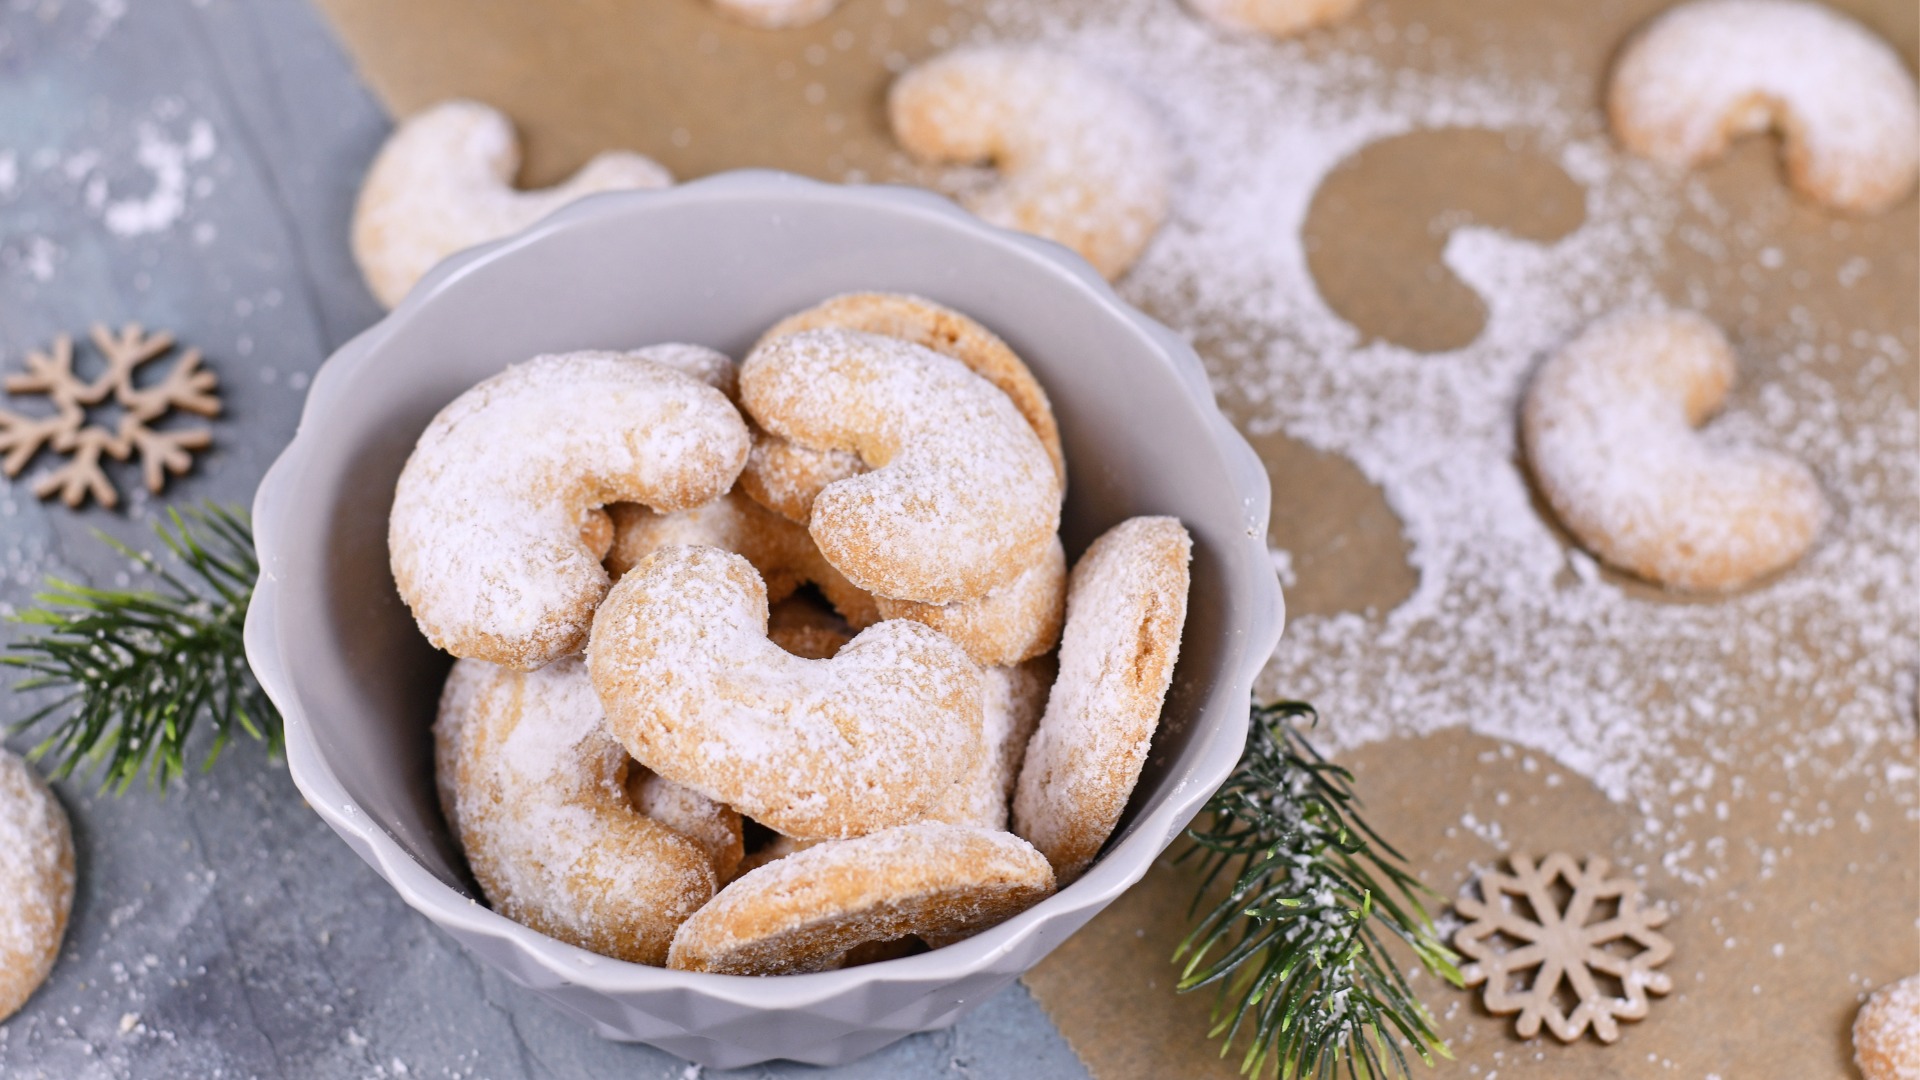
0, 324, 220, 508
1453, 853, 1673, 1044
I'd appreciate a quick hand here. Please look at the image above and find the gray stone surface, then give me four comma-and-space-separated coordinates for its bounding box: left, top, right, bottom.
0, 3, 1093, 1076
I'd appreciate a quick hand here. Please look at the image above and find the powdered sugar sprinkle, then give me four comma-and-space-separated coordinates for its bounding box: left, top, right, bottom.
959, 0, 1916, 868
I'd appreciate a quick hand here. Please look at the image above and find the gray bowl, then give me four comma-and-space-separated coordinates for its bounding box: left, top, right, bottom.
244, 171, 1284, 1069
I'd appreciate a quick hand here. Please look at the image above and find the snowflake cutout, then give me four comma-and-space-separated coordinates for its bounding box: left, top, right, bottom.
1452, 853, 1673, 1044
0, 324, 220, 508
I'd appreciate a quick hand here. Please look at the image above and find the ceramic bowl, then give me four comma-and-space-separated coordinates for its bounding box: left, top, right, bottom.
244, 171, 1284, 1069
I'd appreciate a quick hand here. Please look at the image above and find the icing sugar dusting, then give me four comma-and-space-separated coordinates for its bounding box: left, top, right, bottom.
388, 349, 750, 667
1853, 974, 1920, 1080
588, 544, 985, 840
94, 120, 216, 238
740, 328, 1061, 603
965, 0, 1917, 864
1607, 0, 1920, 214
0, 750, 74, 1016
0, 105, 220, 286
1521, 308, 1828, 592
433, 658, 716, 965
670, 823, 1054, 975
930, 659, 1050, 830
889, 44, 1173, 280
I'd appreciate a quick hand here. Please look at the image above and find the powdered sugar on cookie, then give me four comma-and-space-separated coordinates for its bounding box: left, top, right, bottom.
667, 823, 1054, 975
390, 349, 749, 669
628, 767, 745, 884
352, 100, 671, 308
874, 534, 1066, 666
889, 45, 1172, 281
1608, 0, 1920, 214
1185, 0, 1361, 39
754, 292, 1067, 485
1013, 517, 1191, 885
1523, 309, 1827, 591
928, 658, 1053, 831
0, 750, 74, 1022
1855, 974, 1920, 1080
434, 658, 718, 965
740, 328, 1061, 603
587, 545, 984, 839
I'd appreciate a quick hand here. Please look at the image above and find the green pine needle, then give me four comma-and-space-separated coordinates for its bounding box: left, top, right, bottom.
1175, 700, 1463, 1079
4, 503, 279, 793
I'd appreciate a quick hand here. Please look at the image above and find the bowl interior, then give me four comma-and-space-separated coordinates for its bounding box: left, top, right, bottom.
264, 175, 1274, 922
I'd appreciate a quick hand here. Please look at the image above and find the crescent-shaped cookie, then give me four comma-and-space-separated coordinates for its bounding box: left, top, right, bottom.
739, 328, 1061, 603
352, 100, 671, 308
587, 545, 985, 839
1012, 517, 1192, 886
750, 292, 1066, 491
889, 46, 1172, 280
1608, 0, 1919, 214
433, 658, 720, 965
1522, 310, 1828, 591
390, 348, 749, 669
667, 824, 1055, 975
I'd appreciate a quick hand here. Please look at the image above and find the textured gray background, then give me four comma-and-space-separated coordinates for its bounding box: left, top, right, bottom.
0, 2, 1093, 1076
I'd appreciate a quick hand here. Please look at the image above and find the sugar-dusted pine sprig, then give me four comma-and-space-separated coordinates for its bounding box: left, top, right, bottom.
1175, 700, 1461, 1079
5, 503, 278, 792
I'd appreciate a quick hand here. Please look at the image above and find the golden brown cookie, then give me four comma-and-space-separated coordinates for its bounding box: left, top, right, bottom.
626, 767, 745, 884
586, 545, 984, 839
889, 46, 1172, 280
390, 348, 749, 669
739, 329, 1061, 603
927, 657, 1055, 831
691, 485, 1061, 666
766, 593, 857, 660
1522, 310, 1827, 592
434, 658, 718, 965
874, 535, 1066, 667
751, 292, 1066, 488
1608, 0, 1919, 214
1012, 517, 1192, 886
666, 824, 1055, 975
580, 345, 739, 561
603, 489, 878, 627
737, 431, 865, 525
352, 100, 671, 308
0, 750, 74, 1022
1855, 974, 1920, 1080
1185, 0, 1362, 38
731, 831, 825, 880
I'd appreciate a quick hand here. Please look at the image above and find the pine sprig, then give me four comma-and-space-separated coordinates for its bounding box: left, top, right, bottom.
1175, 700, 1462, 1079
4, 503, 279, 792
